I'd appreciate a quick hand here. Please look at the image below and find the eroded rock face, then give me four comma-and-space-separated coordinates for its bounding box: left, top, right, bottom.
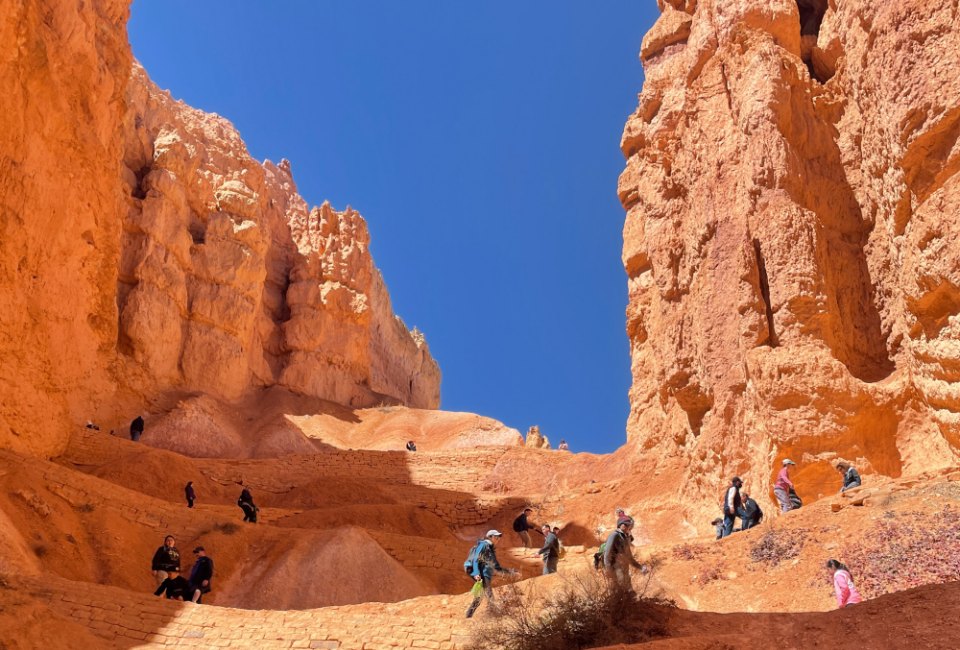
0, 1, 439, 457
120, 66, 440, 410
620, 0, 960, 514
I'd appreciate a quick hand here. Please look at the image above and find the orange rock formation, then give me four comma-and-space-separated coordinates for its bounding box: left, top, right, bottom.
0, 0, 438, 459
619, 0, 960, 517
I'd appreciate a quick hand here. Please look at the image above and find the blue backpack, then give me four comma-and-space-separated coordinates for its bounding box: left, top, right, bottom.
463, 539, 488, 575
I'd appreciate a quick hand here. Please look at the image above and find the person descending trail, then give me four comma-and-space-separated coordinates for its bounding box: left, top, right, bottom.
188, 546, 214, 603
465, 530, 516, 618
536, 524, 560, 575
837, 462, 862, 493
238, 487, 258, 523
826, 559, 863, 608
130, 415, 145, 442
739, 491, 763, 531
512, 508, 539, 547
603, 518, 643, 591
184, 481, 196, 508
154, 568, 192, 601
721, 477, 743, 538
151, 535, 181, 585
774, 459, 797, 513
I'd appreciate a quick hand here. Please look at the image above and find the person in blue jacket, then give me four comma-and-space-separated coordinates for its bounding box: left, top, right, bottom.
465, 530, 516, 618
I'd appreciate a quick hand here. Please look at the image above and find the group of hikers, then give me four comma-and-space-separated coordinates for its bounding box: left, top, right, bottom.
150, 535, 214, 603
713, 457, 863, 538
180, 481, 260, 522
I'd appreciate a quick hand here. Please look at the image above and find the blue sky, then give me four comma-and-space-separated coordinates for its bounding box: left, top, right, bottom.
129, 2, 659, 454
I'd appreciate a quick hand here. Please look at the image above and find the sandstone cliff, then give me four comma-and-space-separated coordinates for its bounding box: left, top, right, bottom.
619, 0, 960, 513
0, 0, 439, 458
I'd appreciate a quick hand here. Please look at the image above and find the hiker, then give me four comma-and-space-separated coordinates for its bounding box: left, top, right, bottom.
837, 462, 862, 493
774, 459, 797, 513
558, 440, 569, 451
188, 546, 214, 603
603, 518, 643, 590
130, 415, 145, 442
151, 535, 181, 585
184, 481, 196, 508
721, 477, 743, 538
739, 491, 763, 530
536, 524, 560, 575
711, 518, 724, 540
405, 440, 417, 452
238, 487, 258, 523
84, 421, 100, 431
465, 530, 516, 618
826, 559, 862, 608
154, 568, 192, 601
512, 508, 538, 547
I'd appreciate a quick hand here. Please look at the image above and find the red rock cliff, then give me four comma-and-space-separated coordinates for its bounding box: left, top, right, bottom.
0, 0, 439, 457
619, 0, 960, 511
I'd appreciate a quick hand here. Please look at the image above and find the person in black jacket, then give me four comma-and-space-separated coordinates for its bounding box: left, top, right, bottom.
154, 568, 192, 601
151, 535, 181, 584
512, 508, 538, 547
188, 546, 214, 603
130, 415, 145, 442
184, 481, 196, 508
739, 491, 763, 530
238, 487, 258, 523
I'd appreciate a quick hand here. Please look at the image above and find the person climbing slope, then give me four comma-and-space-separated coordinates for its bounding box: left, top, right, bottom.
151, 535, 181, 585
512, 508, 538, 547
603, 518, 643, 591
184, 481, 196, 508
721, 477, 743, 537
536, 524, 560, 575
739, 491, 763, 530
238, 486, 258, 523
465, 530, 516, 618
826, 559, 862, 608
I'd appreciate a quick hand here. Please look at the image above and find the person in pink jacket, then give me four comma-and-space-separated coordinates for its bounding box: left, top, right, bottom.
774, 458, 796, 513
826, 559, 862, 608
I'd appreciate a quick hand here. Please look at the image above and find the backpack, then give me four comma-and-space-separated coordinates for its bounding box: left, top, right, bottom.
592, 541, 606, 570
789, 489, 802, 509
463, 539, 488, 575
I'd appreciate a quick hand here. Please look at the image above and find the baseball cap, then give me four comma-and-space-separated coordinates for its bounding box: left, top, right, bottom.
486, 530, 503, 537
782, 459, 796, 466
193, 546, 204, 553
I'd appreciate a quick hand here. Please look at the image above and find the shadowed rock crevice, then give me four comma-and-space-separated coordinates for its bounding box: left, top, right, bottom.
752, 239, 778, 348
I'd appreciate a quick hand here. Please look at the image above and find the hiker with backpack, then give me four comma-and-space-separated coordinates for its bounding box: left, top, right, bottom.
603, 517, 642, 591
837, 462, 862, 493
711, 517, 724, 540
739, 491, 763, 530
151, 535, 181, 585
512, 508, 539, 547
826, 559, 863, 607
238, 487, 258, 523
536, 524, 560, 575
465, 530, 516, 618
774, 459, 797, 513
721, 477, 743, 538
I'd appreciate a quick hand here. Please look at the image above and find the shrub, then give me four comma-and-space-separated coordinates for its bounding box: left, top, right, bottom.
213, 522, 240, 535
696, 561, 726, 586
468, 570, 668, 650
842, 506, 960, 598
74, 503, 96, 513
672, 543, 705, 561
749, 529, 808, 567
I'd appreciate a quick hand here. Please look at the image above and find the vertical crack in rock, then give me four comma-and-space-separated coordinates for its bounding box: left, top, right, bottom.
752, 239, 778, 347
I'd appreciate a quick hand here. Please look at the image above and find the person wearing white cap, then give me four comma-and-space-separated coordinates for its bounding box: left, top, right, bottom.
774, 459, 797, 513
465, 530, 516, 618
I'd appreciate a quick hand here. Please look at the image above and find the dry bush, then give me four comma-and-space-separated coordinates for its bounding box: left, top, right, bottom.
749, 528, 808, 567
696, 561, 726, 586
212, 522, 240, 535
73, 503, 96, 513
672, 543, 705, 561
843, 505, 960, 598
468, 570, 668, 650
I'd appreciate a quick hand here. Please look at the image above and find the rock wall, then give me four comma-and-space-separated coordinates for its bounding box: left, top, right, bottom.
619, 0, 960, 513
0, 0, 439, 457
